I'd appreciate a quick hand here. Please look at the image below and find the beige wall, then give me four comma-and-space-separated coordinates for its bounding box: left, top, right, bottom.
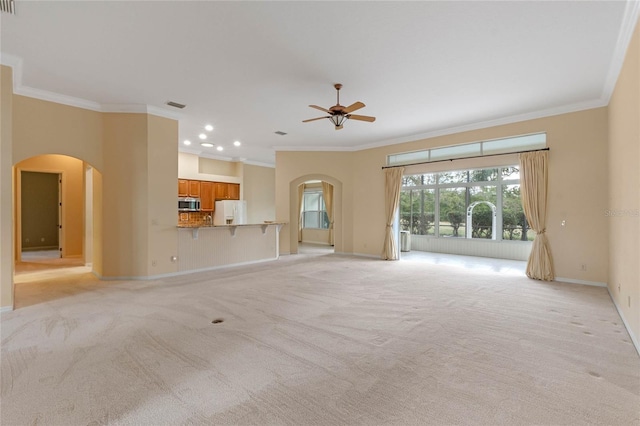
243, 164, 275, 224
146, 114, 179, 276
92, 168, 103, 277
1, 65, 14, 310
276, 152, 353, 254
178, 152, 241, 183
276, 108, 610, 283
99, 113, 179, 278
199, 157, 241, 177
16, 155, 85, 257
608, 19, 640, 344
12, 95, 104, 169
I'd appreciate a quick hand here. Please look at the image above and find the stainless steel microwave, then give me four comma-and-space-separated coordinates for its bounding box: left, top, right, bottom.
178, 197, 201, 212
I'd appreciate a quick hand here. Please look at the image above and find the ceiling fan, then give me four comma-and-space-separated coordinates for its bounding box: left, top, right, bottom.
303, 84, 376, 130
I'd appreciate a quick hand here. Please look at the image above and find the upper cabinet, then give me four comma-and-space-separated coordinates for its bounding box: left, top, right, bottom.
178, 179, 189, 197
228, 183, 240, 200
179, 179, 201, 197
215, 182, 240, 200
188, 180, 201, 198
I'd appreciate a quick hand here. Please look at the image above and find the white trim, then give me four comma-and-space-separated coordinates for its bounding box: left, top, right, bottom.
601, 0, 640, 102
15, 85, 102, 111
607, 287, 640, 357
0, 52, 22, 87
92, 257, 279, 281
274, 145, 354, 152
347, 252, 380, 259
243, 160, 275, 169
0, 305, 14, 314
554, 277, 607, 288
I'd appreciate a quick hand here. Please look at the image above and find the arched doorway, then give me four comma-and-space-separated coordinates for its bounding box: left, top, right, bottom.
13, 154, 102, 306
289, 174, 342, 255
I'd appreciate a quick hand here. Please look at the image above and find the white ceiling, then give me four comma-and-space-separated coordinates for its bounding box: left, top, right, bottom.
1, 1, 638, 166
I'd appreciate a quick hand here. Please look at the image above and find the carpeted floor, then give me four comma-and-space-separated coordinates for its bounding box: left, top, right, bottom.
1, 253, 639, 425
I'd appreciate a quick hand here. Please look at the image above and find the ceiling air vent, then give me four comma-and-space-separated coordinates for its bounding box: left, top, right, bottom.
274, 131, 287, 136
1, 0, 15, 14
166, 101, 186, 109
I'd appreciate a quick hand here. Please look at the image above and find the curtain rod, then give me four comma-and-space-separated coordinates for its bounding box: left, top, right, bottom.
381, 147, 550, 169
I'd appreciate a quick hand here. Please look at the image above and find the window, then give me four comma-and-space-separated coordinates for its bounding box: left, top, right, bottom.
302, 191, 329, 229
400, 165, 535, 241
387, 133, 546, 166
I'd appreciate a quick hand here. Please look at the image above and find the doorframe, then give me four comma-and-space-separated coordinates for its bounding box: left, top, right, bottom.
289, 174, 342, 255
16, 168, 65, 261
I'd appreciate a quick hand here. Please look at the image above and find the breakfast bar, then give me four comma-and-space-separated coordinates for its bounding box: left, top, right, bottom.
176, 222, 286, 273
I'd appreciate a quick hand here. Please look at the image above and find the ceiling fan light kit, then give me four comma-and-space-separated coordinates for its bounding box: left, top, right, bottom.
303, 84, 376, 130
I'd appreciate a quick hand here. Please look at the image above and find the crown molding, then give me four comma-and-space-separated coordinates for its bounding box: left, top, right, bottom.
601, 0, 640, 102
1, 52, 181, 119
273, 145, 356, 152
243, 160, 275, 169
351, 98, 609, 152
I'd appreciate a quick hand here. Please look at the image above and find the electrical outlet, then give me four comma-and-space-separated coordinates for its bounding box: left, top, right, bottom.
25, 238, 29, 243
151, 260, 157, 267
40, 237, 45, 242
170, 256, 178, 263
580, 263, 587, 271
618, 283, 621, 292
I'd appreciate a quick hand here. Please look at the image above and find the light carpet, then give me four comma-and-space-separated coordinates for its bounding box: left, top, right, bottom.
1, 253, 639, 425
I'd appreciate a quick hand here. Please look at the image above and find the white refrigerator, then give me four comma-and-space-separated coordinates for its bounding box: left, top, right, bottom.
213, 200, 247, 225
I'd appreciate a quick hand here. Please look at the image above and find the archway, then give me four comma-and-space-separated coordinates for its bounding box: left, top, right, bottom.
13, 154, 102, 307
466, 201, 497, 240
289, 174, 342, 255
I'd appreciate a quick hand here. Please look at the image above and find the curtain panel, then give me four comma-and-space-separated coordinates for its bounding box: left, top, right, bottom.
321, 182, 334, 246
382, 167, 405, 260
519, 151, 554, 281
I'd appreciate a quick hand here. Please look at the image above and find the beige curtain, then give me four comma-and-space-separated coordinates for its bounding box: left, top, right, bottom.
519, 151, 554, 281
382, 167, 405, 260
297, 183, 305, 242
321, 181, 334, 246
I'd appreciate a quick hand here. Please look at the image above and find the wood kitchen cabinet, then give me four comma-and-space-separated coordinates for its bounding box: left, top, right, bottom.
214, 182, 240, 200
178, 179, 201, 197
228, 183, 240, 200
178, 179, 189, 197
188, 180, 201, 197
200, 181, 215, 211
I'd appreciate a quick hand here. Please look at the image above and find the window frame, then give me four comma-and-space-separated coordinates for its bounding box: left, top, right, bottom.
400, 165, 532, 242
302, 190, 329, 230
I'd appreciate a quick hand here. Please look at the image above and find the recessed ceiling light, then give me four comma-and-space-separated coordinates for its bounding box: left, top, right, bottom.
216, 146, 224, 151
183, 140, 191, 146
200, 142, 214, 148
233, 141, 241, 147
205, 124, 214, 131
199, 133, 207, 140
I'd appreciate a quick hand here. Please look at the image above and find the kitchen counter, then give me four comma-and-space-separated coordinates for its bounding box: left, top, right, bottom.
176, 222, 287, 273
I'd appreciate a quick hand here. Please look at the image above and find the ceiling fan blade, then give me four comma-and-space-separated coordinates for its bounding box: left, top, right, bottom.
309, 105, 331, 113
343, 101, 365, 114
347, 114, 376, 122
302, 116, 329, 123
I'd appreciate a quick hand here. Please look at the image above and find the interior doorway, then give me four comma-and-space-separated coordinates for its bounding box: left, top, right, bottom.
14, 154, 96, 277
298, 180, 335, 254
20, 171, 61, 261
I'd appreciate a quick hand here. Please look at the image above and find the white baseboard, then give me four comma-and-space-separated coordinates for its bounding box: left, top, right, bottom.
0, 305, 14, 313
607, 287, 640, 357
554, 277, 607, 287
347, 252, 382, 259
93, 257, 280, 281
